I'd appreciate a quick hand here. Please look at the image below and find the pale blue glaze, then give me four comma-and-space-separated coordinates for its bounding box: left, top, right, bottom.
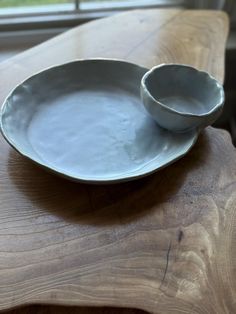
141, 64, 224, 133
0, 59, 198, 183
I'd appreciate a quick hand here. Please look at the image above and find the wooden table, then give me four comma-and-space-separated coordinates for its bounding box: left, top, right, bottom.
0, 9, 231, 314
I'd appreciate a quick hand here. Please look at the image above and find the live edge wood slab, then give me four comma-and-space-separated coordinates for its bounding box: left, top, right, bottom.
0, 8, 231, 314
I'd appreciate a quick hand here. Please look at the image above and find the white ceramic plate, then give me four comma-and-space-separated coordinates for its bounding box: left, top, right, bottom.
0, 59, 198, 183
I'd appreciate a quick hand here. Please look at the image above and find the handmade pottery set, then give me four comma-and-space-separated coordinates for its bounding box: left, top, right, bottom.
0, 59, 224, 183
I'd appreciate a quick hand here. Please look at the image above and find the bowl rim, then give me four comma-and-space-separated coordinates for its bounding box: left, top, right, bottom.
141, 63, 225, 118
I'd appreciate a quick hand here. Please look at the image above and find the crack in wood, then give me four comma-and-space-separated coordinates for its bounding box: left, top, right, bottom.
178, 230, 184, 243
160, 240, 172, 288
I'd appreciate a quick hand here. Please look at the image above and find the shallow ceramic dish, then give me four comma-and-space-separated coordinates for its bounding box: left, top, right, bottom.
141, 64, 224, 133
0, 59, 197, 184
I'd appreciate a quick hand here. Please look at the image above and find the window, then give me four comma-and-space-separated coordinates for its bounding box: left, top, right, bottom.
0, 0, 186, 31
0, 0, 186, 15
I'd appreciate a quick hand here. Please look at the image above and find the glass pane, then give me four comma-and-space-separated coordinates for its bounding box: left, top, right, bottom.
81, 0, 140, 2
0, 0, 75, 15
0, 0, 73, 7
80, 0, 163, 10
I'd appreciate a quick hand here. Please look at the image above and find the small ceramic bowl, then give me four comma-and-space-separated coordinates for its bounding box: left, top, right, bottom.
140, 64, 225, 133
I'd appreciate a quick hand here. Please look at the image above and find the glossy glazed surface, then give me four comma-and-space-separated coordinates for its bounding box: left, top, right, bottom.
1, 59, 197, 183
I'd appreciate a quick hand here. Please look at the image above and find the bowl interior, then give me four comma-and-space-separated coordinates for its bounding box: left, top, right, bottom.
143, 65, 223, 116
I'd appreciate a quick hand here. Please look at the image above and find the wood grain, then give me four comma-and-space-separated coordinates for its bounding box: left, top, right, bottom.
0, 9, 230, 314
